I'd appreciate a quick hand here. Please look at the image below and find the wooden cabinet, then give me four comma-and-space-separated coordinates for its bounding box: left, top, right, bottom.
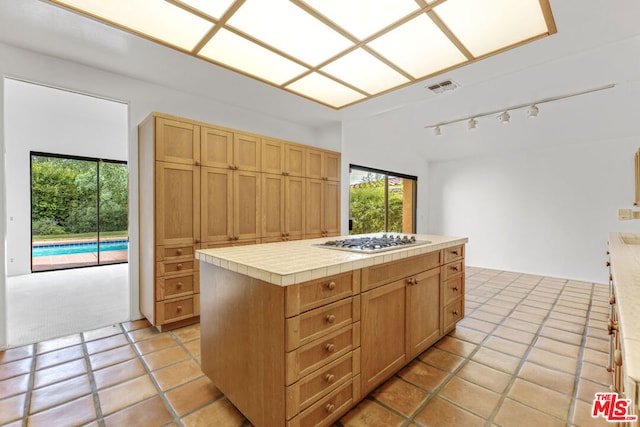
141, 112, 341, 330
307, 148, 340, 181
442, 245, 465, 334
306, 178, 340, 238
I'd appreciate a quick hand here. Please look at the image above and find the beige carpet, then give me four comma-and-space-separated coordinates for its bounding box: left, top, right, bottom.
6, 263, 130, 347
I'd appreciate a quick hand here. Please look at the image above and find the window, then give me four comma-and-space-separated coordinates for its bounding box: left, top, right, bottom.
31, 152, 128, 271
349, 164, 417, 235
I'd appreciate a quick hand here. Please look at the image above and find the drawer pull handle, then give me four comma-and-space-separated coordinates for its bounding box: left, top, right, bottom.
452, 266, 459, 271
325, 373, 335, 383
325, 314, 336, 324
452, 250, 459, 255
177, 305, 183, 312
606, 261, 611, 267
176, 248, 183, 255
452, 287, 458, 292
326, 281, 336, 290
610, 296, 616, 305
452, 310, 459, 316
325, 343, 335, 353
177, 282, 183, 289
615, 349, 622, 366
325, 403, 335, 413
177, 264, 183, 270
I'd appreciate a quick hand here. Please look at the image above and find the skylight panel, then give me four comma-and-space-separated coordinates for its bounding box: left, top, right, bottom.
303, 0, 419, 40
226, 0, 354, 66
321, 48, 410, 95
286, 73, 366, 108
176, 0, 236, 20
434, 0, 549, 57
368, 14, 467, 79
51, 0, 213, 51
199, 29, 309, 85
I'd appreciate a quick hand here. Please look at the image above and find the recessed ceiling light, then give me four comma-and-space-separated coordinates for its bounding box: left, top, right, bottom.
48, 0, 557, 109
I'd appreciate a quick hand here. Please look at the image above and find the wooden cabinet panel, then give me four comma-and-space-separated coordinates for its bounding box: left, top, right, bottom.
287, 379, 354, 427
235, 133, 261, 171
155, 118, 199, 165
306, 178, 323, 236
407, 268, 441, 358
200, 167, 233, 243
155, 162, 199, 246
323, 180, 340, 236
443, 245, 464, 263
306, 178, 340, 238
443, 276, 463, 305
201, 127, 233, 169
362, 251, 440, 291
286, 144, 306, 177
156, 244, 195, 260
262, 138, 285, 175
443, 299, 464, 333
157, 273, 197, 300
361, 280, 407, 394
285, 271, 357, 317
307, 149, 323, 179
306, 148, 340, 181
262, 173, 285, 240
234, 170, 261, 240
156, 294, 200, 324
286, 176, 305, 239
442, 260, 464, 281
324, 152, 340, 181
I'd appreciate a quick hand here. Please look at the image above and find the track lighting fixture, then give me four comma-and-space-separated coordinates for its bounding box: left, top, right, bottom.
424, 83, 615, 136
498, 111, 510, 124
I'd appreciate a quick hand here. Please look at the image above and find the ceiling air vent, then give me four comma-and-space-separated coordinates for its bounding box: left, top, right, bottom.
427, 79, 460, 94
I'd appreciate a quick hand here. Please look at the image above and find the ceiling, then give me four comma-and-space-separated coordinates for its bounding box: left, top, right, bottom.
45, 0, 555, 109
0, 0, 639, 158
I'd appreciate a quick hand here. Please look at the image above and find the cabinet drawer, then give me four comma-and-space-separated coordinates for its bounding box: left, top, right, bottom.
156, 244, 194, 260
156, 295, 200, 325
286, 350, 358, 419
443, 245, 464, 263
287, 378, 355, 427
286, 323, 360, 385
285, 272, 358, 317
442, 260, 464, 281
362, 251, 440, 291
156, 272, 199, 300
286, 297, 359, 352
443, 276, 464, 306
156, 259, 197, 276
443, 298, 464, 332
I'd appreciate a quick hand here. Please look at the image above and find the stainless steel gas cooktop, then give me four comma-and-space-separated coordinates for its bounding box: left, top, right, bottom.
316, 234, 431, 253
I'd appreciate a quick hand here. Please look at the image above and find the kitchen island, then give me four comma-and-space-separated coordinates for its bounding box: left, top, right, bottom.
196, 234, 467, 427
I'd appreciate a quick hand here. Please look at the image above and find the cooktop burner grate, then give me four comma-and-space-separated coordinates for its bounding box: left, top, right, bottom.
316, 234, 430, 253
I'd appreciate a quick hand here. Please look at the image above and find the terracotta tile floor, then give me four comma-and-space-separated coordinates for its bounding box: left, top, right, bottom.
0, 267, 617, 426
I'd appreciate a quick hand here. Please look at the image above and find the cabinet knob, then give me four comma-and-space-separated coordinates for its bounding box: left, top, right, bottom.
177, 282, 183, 289
177, 263, 183, 270
607, 318, 618, 334
326, 281, 336, 290
453, 310, 459, 316
177, 305, 183, 312
325, 343, 335, 353
452, 287, 458, 292
452, 265, 459, 271
606, 261, 611, 267
325, 314, 336, 324
406, 278, 413, 286
325, 373, 335, 383
194, 239, 200, 244
194, 161, 200, 166
176, 248, 183, 255
452, 250, 459, 255
610, 295, 616, 305
325, 403, 335, 413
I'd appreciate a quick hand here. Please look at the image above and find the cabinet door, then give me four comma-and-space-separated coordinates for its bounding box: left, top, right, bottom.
155, 162, 199, 246
361, 280, 406, 394
323, 180, 340, 236
324, 152, 341, 181
235, 133, 261, 171
286, 144, 306, 177
155, 118, 199, 165
306, 149, 323, 179
262, 139, 284, 175
201, 167, 233, 244
262, 173, 285, 240
201, 127, 234, 169
286, 176, 306, 239
407, 268, 441, 358
305, 178, 323, 236
234, 170, 261, 240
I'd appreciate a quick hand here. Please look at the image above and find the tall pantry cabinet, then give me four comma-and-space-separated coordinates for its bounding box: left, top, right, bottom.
139, 112, 341, 330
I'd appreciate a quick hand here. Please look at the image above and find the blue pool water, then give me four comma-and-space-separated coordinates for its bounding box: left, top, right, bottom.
32, 240, 129, 257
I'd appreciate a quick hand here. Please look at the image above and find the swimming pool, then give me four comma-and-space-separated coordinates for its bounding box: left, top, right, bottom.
32, 240, 129, 257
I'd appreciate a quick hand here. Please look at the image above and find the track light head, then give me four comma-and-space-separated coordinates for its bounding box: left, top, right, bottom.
468, 118, 478, 130
527, 104, 539, 118
433, 125, 442, 136
498, 111, 510, 124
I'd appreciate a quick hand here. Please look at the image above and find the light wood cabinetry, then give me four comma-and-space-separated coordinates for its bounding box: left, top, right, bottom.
199, 242, 465, 426
307, 148, 340, 181
140, 112, 341, 330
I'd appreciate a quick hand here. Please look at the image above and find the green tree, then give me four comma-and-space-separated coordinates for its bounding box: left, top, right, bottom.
349, 174, 404, 234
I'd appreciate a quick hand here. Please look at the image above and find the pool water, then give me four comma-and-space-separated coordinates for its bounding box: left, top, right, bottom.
32, 240, 129, 257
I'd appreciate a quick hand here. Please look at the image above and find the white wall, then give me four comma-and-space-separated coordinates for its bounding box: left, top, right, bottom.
0, 42, 330, 348
4, 79, 128, 276
428, 137, 640, 283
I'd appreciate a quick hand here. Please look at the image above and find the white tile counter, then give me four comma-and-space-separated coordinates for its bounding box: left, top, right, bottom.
195, 234, 468, 286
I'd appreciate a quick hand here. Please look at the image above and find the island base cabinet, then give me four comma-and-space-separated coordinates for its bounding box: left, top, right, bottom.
287, 378, 358, 427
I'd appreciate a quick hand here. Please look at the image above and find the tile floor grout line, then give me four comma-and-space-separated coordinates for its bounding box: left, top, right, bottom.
21, 344, 37, 427
81, 328, 107, 427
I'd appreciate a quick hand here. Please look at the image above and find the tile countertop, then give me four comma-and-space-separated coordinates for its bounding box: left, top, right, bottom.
608, 232, 640, 390
195, 234, 468, 287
